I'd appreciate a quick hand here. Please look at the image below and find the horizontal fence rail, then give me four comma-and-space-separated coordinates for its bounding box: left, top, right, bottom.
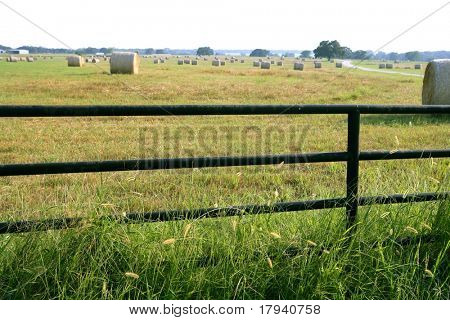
0, 104, 449, 235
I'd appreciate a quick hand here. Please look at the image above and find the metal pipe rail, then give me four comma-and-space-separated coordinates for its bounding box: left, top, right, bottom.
0, 104, 449, 235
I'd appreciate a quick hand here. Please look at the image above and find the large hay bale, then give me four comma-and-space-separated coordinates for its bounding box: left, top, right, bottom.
379, 64, 386, 69
261, 62, 271, 69
253, 61, 261, 67
178, 60, 184, 65
386, 63, 393, 69
20, 57, 26, 61
220, 61, 226, 66
277, 61, 283, 66
422, 59, 450, 105
192, 60, 198, 65
314, 62, 322, 68
67, 55, 83, 67
294, 62, 304, 71
336, 62, 342, 68
212, 60, 220, 67
26, 57, 34, 62
110, 52, 139, 74
415, 64, 422, 70
8, 56, 19, 63
184, 59, 191, 64
153, 59, 159, 64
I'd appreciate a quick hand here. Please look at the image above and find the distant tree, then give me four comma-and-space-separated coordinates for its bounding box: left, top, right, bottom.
155, 49, 166, 54
337, 46, 352, 59
300, 50, 312, 58
250, 49, 270, 57
313, 40, 342, 60
196, 47, 214, 56
387, 52, 399, 61
405, 51, 421, 61
352, 50, 369, 60
143, 48, 155, 55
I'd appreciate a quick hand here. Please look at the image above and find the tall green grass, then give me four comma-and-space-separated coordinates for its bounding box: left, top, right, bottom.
0, 200, 448, 299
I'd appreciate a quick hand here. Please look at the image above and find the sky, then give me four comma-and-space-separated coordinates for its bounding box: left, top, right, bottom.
0, 0, 449, 52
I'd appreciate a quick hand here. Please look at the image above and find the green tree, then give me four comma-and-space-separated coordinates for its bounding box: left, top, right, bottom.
352, 50, 369, 60
300, 50, 312, 58
250, 49, 270, 57
405, 51, 421, 61
313, 40, 342, 60
196, 47, 214, 56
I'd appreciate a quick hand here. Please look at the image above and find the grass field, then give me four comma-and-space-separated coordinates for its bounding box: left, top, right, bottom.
0, 56, 448, 299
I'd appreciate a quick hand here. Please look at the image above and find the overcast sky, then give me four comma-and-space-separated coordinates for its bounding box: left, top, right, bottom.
0, 0, 449, 52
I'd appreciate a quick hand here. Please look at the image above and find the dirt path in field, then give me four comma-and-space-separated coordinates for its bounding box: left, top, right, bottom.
342, 60, 424, 78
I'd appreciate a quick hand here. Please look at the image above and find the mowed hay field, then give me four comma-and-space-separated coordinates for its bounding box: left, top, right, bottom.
0, 55, 448, 300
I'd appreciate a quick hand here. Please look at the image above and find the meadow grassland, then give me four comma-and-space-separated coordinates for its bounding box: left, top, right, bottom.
0, 56, 448, 299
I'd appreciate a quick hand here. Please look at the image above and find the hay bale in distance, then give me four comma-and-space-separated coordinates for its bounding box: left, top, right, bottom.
422, 59, 450, 105
67, 55, 83, 67
379, 64, 386, 69
184, 59, 191, 65
261, 62, 271, 69
253, 61, 261, 67
110, 52, 139, 74
415, 64, 422, 70
26, 57, 34, 62
212, 60, 220, 67
294, 62, 304, 71
240, 59, 245, 63
192, 60, 198, 65
153, 59, 159, 64
386, 63, 393, 69
314, 62, 322, 68
277, 61, 283, 66
336, 62, 343, 68
178, 60, 184, 65
220, 61, 226, 66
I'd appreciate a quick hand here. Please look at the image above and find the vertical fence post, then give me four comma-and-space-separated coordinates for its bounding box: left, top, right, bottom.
346, 110, 360, 231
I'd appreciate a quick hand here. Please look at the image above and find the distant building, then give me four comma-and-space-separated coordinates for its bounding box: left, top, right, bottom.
7, 49, 29, 55
95, 52, 105, 57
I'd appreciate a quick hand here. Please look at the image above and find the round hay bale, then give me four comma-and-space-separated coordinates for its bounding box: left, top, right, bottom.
415, 64, 422, 70
277, 61, 283, 66
314, 62, 322, 68
379, 64, 386, 69
330, 59, 334, 63
336, 62, 342, 68
270, 60, 275, 65
26, 56, 34, 62
253, 61, 261, 67
154, 59, 160, 64
422, 59, 450, 105
212, 60, 220, 67
261, 62, 271, 69
294, 62, 304, 71
386, 63, 393, 69
192, 60, 198, 65
92, 58, 100, 64
110, 52, 139, 74
184, 59, 191, 64
8, 56, 19, 63
178, 60, 184, 65
20, 57, 26, 61
159, 59, 165, 64
220, 61, 226, 66
67, 55, 83, 67
240, 59, 245, 63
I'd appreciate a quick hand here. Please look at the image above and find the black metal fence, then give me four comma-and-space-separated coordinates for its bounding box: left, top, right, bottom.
0, 105, 449, 234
